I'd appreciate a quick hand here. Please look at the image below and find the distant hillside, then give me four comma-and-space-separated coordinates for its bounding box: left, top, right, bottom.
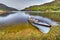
0, 3, 18, 11
22, 0, 60, 11
0, 3, 18, 15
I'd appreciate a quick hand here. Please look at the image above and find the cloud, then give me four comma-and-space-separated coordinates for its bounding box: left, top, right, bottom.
0, 0, 54, 10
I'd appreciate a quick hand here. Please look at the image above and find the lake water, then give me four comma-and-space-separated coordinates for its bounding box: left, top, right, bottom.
0, 11, 59, 33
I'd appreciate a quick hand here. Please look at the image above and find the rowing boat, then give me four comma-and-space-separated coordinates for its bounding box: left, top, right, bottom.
28, 16, 51, 27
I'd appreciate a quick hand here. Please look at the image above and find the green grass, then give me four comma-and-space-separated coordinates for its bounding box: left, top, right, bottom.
22, 0, 60, 11
38, 12, 60, 22
0, 12, 60, 40
0, 23, 60, 40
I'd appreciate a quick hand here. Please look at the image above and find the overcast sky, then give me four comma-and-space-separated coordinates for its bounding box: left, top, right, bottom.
0, 0, 54, 10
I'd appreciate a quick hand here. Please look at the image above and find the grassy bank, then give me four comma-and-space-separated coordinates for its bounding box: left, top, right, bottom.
0, 23, 60, 40
22, 0, 60, 11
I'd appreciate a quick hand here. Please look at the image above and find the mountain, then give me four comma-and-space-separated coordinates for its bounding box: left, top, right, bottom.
0, 3, 19, 15
22, 0, 60, 11
0, 3, 18, 11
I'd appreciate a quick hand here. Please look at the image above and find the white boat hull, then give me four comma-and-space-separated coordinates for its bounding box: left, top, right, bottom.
32, 23, 50, 33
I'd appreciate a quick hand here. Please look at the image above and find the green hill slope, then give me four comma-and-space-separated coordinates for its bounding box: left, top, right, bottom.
0, 3, 18, 11
22, 0, 60, 11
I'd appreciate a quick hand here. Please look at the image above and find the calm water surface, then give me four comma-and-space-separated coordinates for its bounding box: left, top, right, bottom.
0, 11, 58, 25
0, 11, 59, 33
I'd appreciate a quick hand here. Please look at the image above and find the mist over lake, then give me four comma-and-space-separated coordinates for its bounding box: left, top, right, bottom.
0, 0, 54, 10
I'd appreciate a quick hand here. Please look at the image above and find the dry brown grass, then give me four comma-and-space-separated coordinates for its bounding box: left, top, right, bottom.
0, 23, 60, 40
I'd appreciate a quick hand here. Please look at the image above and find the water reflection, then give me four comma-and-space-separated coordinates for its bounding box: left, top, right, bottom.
0, 11, 58, 25
0, 11, 59, 33
0, 11, 29, 25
